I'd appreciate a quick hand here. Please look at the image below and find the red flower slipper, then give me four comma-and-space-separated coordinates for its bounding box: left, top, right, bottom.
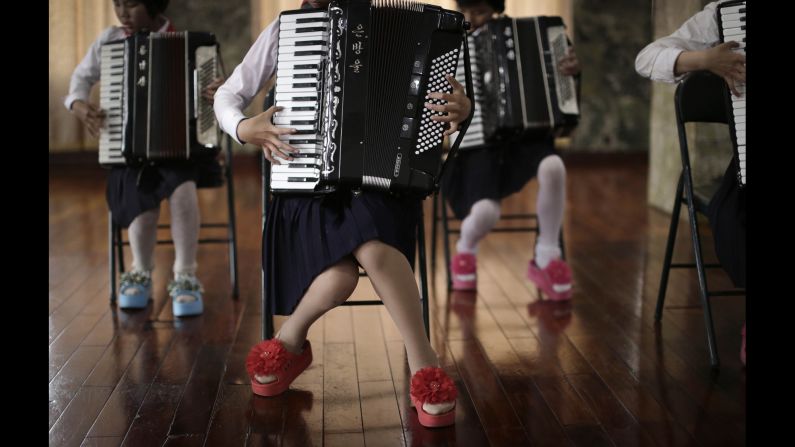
410, 367, 457, 427
246, 339, 313, 397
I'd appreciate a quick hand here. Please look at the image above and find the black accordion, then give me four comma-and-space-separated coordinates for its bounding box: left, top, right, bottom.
453, 16, 579, 149
717, 0, 746, 187
98, 31, 221, 167
270, 0, 471, 196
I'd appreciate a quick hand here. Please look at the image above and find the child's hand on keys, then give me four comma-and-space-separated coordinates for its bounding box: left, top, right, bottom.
237, 106, 298, 165
425, 74, 472, 136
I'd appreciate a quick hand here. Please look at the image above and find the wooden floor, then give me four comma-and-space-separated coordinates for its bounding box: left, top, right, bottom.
49, 154, 746, 447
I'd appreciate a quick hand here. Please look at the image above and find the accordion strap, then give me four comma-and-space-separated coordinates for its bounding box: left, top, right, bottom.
434, 24, 475, 192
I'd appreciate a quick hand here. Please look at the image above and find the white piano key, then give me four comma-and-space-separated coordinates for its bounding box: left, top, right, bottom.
271, 180, 317, 190
278, 44, 327, 54
276, 157, 321, 165
273, 116, 317, 125
279, 33, 328, 41
277, 69, 320, 78
277, 60, 322, 70
275, 92, 318, 102
275, 124, 316, 131
279, 132, 320, 140
723, 27, 745, 36
735, 122, 745, 131
280, 11, 328, 21
276, 77, 321, 87
277, 54, 323, 63
285, 148, 323, 155
279, 29, 326, 39
273, 113, 318, 122
272, 166, 321, 175
721, 5, 745, 15
271, 172, 320, 181
723, 34, 744, 43
280, 21, 328, 31
274, 100, 318, 108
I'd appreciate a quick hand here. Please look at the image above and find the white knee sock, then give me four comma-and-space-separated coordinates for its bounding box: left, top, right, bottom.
534, 155, 566, 268
456, 199, 500, 254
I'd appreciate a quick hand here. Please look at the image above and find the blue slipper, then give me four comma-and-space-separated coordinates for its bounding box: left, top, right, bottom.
118, 271, 152, 309
168, 275, 204, 317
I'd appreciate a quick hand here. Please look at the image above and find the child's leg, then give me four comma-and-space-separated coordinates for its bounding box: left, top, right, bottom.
353, 240, 454, 414
127, 208, 159, 290
534, 155, 566, 268
276, 256, 360, 351
456, 198, 500, 254
169, 181, 200, 279
255, 257, 359, 384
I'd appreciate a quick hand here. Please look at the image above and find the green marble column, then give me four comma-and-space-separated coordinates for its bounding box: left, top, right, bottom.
571, 0, 652, 152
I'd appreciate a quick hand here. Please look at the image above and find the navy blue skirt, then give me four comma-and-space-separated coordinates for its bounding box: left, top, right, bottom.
707, 159, 746, 288
440, 136, 557, 219
106, 159, 222, 228
263, 190, 420, 316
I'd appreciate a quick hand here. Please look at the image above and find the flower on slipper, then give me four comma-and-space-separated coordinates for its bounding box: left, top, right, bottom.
410, 367, 458, 404
246, 339, 290, 377
120, 270, 151, 286
545, 260, 571, 282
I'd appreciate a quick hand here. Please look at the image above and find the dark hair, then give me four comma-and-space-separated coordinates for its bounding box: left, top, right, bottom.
455, 0, 505, 13
139, 0, 169, 18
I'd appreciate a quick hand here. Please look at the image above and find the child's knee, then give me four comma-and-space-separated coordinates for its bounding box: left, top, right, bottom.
538, 155, 566, 183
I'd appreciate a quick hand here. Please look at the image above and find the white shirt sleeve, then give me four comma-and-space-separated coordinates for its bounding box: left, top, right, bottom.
63, 27, 119, 110
214, 18, 280, 145
635, 2, 721, 83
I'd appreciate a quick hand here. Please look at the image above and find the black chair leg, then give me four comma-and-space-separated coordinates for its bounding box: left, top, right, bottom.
262, 154, 274, 340
224, 136, 240, 298
109, 212, 117, 303
430, 192, 438, 279
684, 170, 720, 368
417, 206, 430, 339
116, 224, 125, 273
440, 189, 453, 290
656, 171, 685, 321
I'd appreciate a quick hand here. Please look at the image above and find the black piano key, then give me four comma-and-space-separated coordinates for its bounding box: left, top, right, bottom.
292, 82, 318, 88
296, 17, 326, 24
293, 64, 320, 70
295, 40, 327, 46
288, 177, 319, 182
294, 50, 326, 57
290, 120, 317, 125
295, 27, 328, 33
